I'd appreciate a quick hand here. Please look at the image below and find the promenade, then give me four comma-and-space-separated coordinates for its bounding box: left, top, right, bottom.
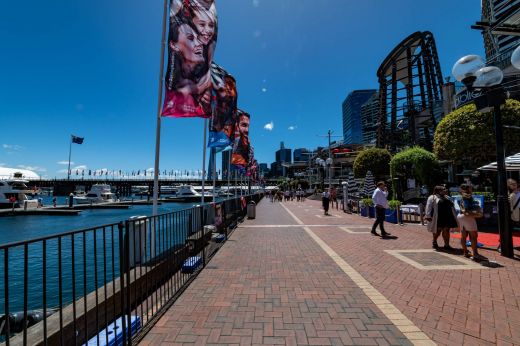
140, 199, 520, 345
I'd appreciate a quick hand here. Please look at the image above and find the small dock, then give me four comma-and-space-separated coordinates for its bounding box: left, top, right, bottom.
0, 208, 81, 216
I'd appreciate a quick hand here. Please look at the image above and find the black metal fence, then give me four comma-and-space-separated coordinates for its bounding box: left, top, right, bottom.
0, 194, 263, 345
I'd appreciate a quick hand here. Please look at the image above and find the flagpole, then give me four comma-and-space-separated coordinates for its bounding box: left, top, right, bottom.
152, 0, 168, 216
212, 148, 216, 203
227, 151, 231, 195
201, 119, 208, 204
67, 135, 72, 180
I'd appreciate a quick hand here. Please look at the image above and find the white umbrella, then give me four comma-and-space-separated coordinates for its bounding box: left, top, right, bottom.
478, 153, 520, 171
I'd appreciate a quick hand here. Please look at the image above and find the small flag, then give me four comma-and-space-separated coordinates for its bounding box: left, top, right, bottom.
71, 135, 84, 144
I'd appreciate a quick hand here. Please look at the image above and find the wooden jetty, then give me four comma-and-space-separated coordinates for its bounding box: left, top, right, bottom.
0, 208, 81, 217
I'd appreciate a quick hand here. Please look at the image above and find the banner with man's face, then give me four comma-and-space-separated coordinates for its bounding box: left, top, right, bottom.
231, 110, 250, 168
208, 63, 238, 148
161, 0, 218, 118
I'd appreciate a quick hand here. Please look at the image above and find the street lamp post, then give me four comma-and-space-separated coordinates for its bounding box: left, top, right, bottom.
451, 50, 520, 258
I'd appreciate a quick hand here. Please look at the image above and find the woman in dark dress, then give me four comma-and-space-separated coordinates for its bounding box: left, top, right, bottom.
425, 186, 458, 249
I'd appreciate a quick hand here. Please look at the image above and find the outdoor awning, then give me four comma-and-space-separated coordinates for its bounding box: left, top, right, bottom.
478, 153, 520, 171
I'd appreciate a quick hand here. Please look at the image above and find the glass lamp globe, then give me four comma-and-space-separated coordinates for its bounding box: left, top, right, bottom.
315, 158, 322, 165
452, 55, 485, 84
511, 45, 520, 70
473, 66, 504, 88
326, 158, 333, 165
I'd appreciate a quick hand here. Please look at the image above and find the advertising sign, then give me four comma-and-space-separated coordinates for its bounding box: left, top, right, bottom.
161, 0, 218, 118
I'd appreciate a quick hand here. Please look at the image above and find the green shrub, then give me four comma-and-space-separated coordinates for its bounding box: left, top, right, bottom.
434, 99, 520, 168
390, 146, 440, 190
353, 148, 392, 179
388, 200, 402, 210
361, 198, 373, 207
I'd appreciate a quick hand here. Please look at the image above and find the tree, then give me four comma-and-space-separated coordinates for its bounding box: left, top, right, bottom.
353, 148, 392, 179
390, 146, 440, 190
434, 99, 520, 168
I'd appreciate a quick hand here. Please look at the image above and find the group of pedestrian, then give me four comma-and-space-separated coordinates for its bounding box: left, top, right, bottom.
425, 184, 485, 260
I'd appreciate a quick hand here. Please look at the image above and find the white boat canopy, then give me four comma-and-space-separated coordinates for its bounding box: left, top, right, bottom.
0, 167, 40, 179
478, 153, 520, 171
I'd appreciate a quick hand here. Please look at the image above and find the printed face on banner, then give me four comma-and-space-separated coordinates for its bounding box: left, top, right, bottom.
161, 0, 218, 118
232, 110, 251, 168
208, 63, 238, 148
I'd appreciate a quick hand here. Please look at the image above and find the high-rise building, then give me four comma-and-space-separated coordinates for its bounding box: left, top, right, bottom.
293, 148, 309, 162
360, 92, 380, 145
221, 150, 231, 178
258, 163, 269, 177
342, 90, 377, 145
475, 0, 520, 98
275, 142, 292, 177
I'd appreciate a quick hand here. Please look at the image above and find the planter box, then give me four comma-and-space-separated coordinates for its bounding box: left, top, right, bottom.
361, 206, 376, 218
385, 209, 402, 224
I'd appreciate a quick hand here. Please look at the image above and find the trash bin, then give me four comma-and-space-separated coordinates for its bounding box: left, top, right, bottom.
247, 201, 256, 219
128, 216, 147, 268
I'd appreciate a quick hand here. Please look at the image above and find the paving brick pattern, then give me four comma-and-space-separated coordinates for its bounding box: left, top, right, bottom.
286, 200, 520, 345
140, 201, 412, 345
140, 199, 520, 345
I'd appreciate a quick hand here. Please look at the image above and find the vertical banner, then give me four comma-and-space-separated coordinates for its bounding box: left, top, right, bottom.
208, 63, 238, 148
231, 110, 251, 170
161, 0, 218, 118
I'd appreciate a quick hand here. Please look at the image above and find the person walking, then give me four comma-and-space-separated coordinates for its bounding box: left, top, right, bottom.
371, 181, 390, 237
457, 184, 484, 260
425, 186, 458, 250
322, 189, 330, 216
508, 179, 520, 228
330, 187, 338, 210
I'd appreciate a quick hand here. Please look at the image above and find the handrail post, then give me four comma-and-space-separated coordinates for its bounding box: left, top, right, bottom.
117, 222, 128, 345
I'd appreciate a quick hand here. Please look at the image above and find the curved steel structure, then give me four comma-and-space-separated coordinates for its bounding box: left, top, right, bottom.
376, 31, 444, 150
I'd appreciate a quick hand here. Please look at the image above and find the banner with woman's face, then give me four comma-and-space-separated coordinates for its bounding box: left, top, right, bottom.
231, 110, 251, 168
208, 63, 237, 148
161, 0, 218, 118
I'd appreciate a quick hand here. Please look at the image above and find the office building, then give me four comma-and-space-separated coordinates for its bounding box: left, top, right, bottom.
259, 163, 269, 177
221, 150, 231, 178
293, 148, 310, 162
475, 0, 520, 98
342, 90, 377, 145
360, 92, 379, 145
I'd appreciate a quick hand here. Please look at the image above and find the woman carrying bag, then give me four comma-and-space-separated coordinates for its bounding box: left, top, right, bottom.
425, 186, 458, 250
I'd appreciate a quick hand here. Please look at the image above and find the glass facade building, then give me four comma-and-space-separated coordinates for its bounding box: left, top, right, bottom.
342, 90, 377, 144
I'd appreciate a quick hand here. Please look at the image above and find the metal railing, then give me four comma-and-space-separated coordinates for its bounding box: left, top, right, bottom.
0, 194, 263, 345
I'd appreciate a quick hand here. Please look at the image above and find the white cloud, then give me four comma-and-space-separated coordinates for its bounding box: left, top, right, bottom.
288, 125, 297, 131
17, 165, 46, 172
3, 144, 22, 151
146, 167, 154, 173
74, 165, 87, 170
57, 160, 73, 165
57, 169, 68, 174
264, 122, 274, 131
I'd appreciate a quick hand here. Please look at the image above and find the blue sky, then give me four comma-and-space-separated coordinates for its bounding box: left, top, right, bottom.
0, 0, 483, 178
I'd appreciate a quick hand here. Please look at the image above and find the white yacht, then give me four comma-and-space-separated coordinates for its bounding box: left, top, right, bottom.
74, 184, 115, 204
165, 185, 213, 202
0, 179, 34, 208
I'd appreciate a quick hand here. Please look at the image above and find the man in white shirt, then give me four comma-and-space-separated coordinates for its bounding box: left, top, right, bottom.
371, 181, 390, 237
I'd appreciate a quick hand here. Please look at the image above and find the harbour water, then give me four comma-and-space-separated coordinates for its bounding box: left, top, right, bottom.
0, 195, 216, 317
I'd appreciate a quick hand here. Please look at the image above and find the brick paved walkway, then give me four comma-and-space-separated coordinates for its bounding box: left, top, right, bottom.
140, 199, 520, 345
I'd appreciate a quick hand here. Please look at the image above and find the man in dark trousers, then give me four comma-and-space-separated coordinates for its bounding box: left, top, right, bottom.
371, 181, 390, 237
